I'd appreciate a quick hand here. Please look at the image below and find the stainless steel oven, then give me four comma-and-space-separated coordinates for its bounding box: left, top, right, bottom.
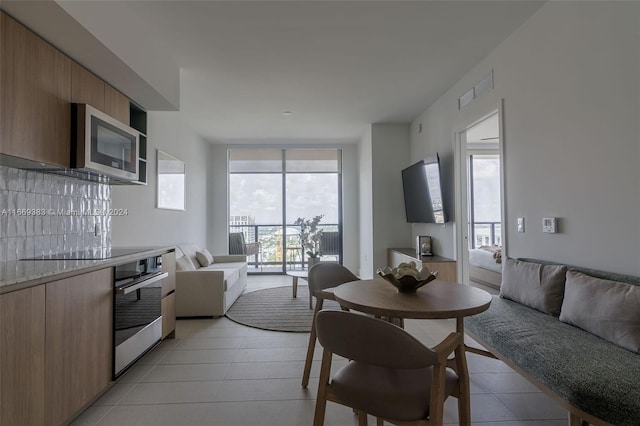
113, 256, 167, 378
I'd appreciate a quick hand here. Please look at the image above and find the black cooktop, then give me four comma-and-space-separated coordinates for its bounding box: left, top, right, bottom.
21, 248, 147, 260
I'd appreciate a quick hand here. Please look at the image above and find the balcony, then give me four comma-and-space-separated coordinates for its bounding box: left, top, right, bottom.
229, 224, 340, 273
472, 221, 502, 248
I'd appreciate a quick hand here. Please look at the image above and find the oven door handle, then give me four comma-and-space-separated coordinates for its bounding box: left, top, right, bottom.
115, 272, 168, 295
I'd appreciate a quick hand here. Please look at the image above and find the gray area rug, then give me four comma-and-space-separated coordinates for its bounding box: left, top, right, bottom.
225, 285, 340, 332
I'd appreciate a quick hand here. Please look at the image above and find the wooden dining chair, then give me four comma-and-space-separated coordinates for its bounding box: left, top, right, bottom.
314, 310, 465, 426
301, 263, 358, 388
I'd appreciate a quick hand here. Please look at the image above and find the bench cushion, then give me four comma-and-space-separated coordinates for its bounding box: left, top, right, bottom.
466, 296, 640, 426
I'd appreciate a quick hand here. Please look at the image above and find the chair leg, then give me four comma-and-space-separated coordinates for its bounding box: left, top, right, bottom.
302, 297, 325, 388
454, 342, 471, 426
356, 410, 368, 426
313, 349, 332, 426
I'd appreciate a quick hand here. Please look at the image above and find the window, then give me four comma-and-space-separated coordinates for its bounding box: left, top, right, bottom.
228, 149, 342, 273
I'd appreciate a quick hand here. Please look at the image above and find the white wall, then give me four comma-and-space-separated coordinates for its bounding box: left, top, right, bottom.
358, 124, 411, 278
207, 143, 361, 271
340, 144, 360, 274
411, 2, 640, 275
207, 144, 229, 254
358, 127, 374, 278
371, 124, 412, 275
111, 112, 209, 248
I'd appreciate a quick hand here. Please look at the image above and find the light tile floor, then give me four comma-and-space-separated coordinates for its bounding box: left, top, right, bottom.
72, 275, 568, 426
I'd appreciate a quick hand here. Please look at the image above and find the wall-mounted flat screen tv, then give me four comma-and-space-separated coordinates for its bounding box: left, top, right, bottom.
423, 154, 447, 224
401, 154, 448, 224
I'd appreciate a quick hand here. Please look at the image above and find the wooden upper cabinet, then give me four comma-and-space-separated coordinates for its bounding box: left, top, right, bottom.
71, 62, 105, 111
1, 12, 71, 167
1, 11, 132, 168
71, 63, 130, 125
0, 285, 46, 426
104, 84, 130, 124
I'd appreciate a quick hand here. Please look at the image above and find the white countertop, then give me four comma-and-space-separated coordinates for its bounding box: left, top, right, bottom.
0, 246, 175, 294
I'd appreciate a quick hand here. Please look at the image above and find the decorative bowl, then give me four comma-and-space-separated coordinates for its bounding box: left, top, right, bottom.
377, 267, 438, 293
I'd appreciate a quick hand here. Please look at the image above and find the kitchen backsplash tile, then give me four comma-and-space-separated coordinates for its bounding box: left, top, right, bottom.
0, 166, 112, 262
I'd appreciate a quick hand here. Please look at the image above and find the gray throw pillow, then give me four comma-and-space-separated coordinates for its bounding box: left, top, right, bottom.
559, 270, 640, 353
500, 258, 567, 316
176, 255, 196, 271
196, 249, 214, 267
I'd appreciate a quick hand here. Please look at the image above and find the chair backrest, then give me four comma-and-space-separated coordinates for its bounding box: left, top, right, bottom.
229, 232, 246, 255
316, 310, 437, 368
308, 263, 358, 293
319, 231, 340, 256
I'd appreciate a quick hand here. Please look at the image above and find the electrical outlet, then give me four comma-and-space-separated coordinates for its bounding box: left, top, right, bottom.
517, 217, 525, 233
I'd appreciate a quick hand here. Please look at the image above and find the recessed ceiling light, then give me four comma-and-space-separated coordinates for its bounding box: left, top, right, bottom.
282, 111, 293, 116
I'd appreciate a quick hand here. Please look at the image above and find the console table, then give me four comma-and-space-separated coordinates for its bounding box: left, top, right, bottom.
388, 248, 457, 282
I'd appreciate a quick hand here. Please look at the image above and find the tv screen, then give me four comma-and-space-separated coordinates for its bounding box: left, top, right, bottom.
401, 160, 433, 223
423, 154, 447, 224
401, 154, 447, 224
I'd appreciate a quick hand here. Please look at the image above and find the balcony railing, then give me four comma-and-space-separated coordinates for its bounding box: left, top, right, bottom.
472, 222, 502, 248
229, 223, 340, 272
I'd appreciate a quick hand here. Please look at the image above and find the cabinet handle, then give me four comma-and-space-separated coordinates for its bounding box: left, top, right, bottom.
116, 272, 168, 295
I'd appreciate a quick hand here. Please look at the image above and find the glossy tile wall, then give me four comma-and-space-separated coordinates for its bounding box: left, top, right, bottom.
0, 166, 111, 262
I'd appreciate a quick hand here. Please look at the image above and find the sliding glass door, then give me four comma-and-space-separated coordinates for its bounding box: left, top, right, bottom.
229, 148, 342, 274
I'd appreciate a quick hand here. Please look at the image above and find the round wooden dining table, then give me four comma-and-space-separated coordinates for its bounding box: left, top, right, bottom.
333, 278, 492, 426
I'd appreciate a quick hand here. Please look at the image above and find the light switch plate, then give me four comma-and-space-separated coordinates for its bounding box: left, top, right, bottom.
542, 217, 557, 233
517, 217, 525, 233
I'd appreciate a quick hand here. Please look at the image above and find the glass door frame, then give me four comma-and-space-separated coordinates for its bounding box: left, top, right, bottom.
453, 102, 507, 284
228, 148, 344, 274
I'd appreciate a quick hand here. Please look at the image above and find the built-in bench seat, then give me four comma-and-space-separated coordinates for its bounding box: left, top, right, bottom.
465, 259, 640, 426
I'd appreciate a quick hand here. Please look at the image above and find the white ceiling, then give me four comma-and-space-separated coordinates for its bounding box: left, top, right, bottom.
15, 1, 546, 144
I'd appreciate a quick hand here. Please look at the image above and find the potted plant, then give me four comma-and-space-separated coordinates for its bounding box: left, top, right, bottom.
294, 215, 324, 268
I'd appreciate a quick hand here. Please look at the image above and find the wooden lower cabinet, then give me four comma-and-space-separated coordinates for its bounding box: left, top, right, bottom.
45, 268, 113, 425
162, 292, 176, 339
388, 248, 457, 282
161, 251, 177, 339
0, 285, 46, 426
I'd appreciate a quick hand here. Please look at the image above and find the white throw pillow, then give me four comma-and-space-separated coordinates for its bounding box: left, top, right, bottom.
176, 255, 196, 271
500, 258, 567, 316
196, 249, 214, 267
560, 271, 640, 353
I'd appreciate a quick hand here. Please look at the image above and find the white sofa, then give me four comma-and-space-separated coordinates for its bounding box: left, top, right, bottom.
175, 244, 248, 317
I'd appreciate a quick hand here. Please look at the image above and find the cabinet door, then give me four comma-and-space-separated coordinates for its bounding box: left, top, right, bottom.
0, 285, 46, 426
104, 84, 130, 124
161, 251, 176, 338
71, 61, 105, 111
1, 12, 71, 167
430, 262, 457, 282
45, 268, 113, 425
162, 292, 176, 339
161, 251, 176, 297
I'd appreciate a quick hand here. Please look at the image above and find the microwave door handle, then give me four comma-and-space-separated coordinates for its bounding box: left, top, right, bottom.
115, 272, 168, 295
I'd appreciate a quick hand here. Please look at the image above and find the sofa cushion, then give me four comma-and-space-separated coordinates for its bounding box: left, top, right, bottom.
560, 270, 640, 353
176, 255, 196, 271
196, 249, 214, 267
178, 244, 203, 271
466, 296, 640, 426
500, 258, 567, 316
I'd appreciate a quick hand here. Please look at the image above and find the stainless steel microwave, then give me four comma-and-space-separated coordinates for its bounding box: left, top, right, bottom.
72, 103, 139, 181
